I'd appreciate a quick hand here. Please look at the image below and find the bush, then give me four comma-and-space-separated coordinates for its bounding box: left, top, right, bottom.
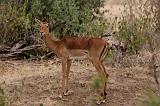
117, 18, 146, 53
0, 1, 32, 46
137, 90, 160, 106
103, 0, 160, 54
91, 74, 103, 90
31, 0, 107, 37
0, 87, 5, 106
0, 0, 107, 46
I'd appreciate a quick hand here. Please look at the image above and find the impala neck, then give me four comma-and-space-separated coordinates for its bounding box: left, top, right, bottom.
43, 32, 59, 51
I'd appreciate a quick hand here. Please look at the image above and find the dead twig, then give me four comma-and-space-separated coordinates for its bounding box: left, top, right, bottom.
0, 44, 41, 58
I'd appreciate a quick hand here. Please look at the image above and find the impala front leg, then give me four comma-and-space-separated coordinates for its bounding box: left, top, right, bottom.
60, 58, 68, 98
64, 59, 71, 95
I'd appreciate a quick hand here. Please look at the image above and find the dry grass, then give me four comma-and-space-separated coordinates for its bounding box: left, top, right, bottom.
102, 0, 150, 20
0, 55, 159, 106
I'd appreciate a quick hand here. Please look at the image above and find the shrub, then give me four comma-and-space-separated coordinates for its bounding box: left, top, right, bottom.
31, 0, 107, 37
137, 90, 160, 106
0, 1, 32, 46
0, 87, 5, 106
91, 74, 103, 90
0, 0, 107, 47
110, 0, 160, 54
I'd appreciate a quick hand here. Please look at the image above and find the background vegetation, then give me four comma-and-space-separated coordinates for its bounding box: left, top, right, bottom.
1, 0, 160, 53
0, 86, 5, 106
0, 0, 106, 46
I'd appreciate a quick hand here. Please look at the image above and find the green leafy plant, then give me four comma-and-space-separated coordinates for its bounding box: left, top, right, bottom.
111, 0, 159, 54
137, 90, 160, 106
118, 18, 146, 53
0, 86, 5, 106
91, 74, 103, 90
31, 0, 107, 37
1, 0, 107, 46
0, 1, 31, 45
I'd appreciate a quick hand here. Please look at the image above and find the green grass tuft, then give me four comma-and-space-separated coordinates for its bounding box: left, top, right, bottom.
91, 74, 103, 90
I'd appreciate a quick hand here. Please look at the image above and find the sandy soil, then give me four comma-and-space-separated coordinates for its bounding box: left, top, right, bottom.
0, 57, 159, 106
101, 0, 147, 20
101, 0, 125, 19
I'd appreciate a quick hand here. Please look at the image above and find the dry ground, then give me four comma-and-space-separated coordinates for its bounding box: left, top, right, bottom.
0, 56, 159, 106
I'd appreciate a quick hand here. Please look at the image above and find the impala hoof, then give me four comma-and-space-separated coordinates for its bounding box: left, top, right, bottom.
102, 99, 106, 103
96, 99, 106, 105
58, 95, 63, 99
64, 90, 73, 96
100, 92, 107, 100
96, 101, 101, 105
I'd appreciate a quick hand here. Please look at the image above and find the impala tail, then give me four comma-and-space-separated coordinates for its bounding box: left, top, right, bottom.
101, 31, 127, 55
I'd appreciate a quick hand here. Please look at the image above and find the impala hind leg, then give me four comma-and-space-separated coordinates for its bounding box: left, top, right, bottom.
100, 62, 109, 97
91, 59, 107, 104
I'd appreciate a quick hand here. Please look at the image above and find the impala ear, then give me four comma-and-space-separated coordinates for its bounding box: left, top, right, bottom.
35, 18, 42, 24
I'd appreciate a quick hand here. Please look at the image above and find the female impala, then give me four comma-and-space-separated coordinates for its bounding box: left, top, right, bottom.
36, 19, 125, 104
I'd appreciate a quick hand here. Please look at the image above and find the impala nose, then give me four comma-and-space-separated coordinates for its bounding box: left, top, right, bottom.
40, 32, 45, 38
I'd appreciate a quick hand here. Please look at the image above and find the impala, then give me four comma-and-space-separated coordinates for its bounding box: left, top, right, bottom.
36, 19, 126, 104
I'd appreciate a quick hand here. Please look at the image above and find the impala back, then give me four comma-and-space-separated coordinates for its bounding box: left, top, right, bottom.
61, 36, 108, 57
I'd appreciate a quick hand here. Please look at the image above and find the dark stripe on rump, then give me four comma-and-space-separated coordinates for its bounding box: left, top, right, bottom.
99, 45, 106, 60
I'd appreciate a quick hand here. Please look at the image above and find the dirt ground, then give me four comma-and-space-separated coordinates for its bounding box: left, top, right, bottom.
0, 56, 159, 106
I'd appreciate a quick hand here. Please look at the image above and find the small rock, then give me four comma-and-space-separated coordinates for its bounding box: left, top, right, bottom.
109, 79, 116, 84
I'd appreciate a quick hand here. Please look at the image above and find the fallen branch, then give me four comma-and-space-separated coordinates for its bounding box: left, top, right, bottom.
10, 40, 26, 52
0, 44, 41, 58
40, 52, 54, 59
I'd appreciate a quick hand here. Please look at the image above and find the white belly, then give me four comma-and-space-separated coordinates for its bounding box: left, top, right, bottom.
69, 50, 89, 59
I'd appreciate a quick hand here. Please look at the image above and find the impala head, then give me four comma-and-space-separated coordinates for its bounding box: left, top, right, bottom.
35, 19, 49, 37
102, 31, 127, 54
